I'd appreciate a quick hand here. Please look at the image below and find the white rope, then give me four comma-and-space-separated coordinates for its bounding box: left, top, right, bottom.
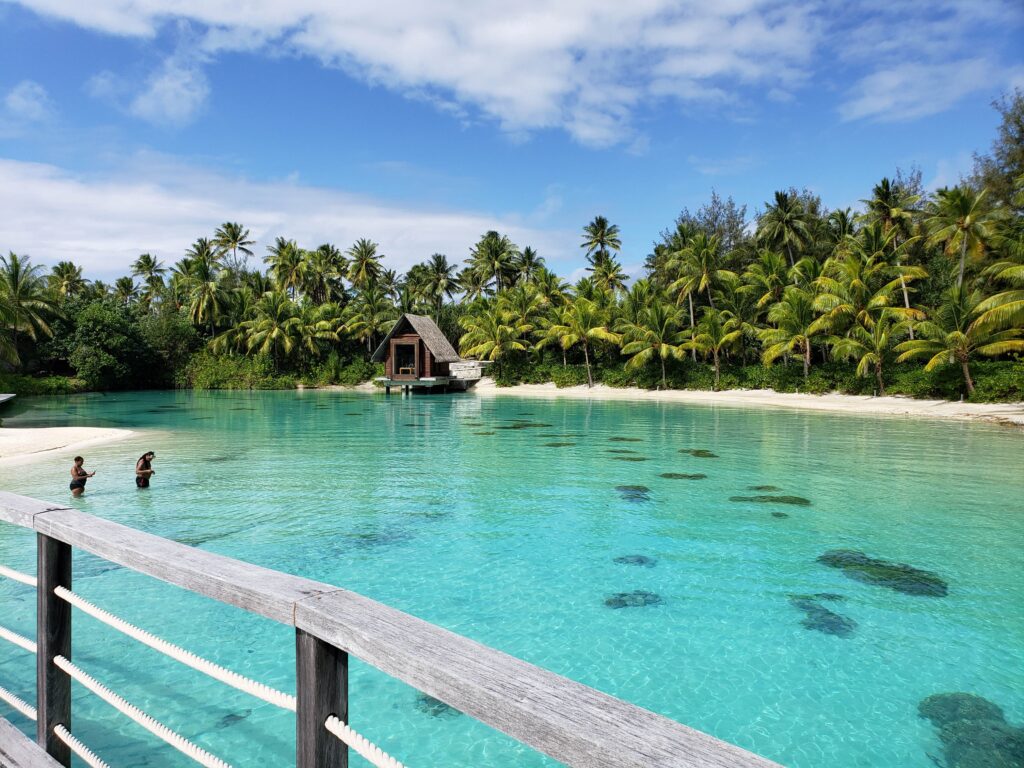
0, 684, 37, 721
324, 716, 407, 768
0, 564, 36, 588
55, 586, 296, 712
0, 624, 36, 655
55, 655, 232, 768
54, 724, 110, 768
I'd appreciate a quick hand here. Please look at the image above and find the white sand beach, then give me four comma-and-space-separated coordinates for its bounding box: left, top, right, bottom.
472, 378, 1024, 427
0, 427, 136, 466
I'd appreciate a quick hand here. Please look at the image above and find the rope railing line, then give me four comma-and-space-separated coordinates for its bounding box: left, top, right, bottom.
324, 715, 407, 768
54, 655, 233, 768
0, 684, 37, 721
0, 564, 36, 588
54, 724, 110, 768
54, 586, 297, 712
0, 624, 36, 655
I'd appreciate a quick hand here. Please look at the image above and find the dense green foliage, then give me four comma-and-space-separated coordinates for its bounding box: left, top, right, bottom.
1, 91, 1022, 400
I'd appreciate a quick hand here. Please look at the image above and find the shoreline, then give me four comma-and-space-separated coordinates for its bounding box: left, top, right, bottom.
472, 379, 1024, 427
0, 427, 136, 466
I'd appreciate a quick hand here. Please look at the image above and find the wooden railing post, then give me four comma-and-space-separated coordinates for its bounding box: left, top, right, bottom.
296, 628, 347, 768
36, 533, 72, 767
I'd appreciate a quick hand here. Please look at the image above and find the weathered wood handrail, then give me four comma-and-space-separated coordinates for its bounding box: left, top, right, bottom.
0, 491, 781, 768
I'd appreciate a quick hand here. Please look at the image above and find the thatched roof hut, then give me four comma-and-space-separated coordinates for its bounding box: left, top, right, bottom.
371, 314, 460, 381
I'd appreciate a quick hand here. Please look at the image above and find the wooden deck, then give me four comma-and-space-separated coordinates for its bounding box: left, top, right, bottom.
0, 491, 782, 768
0, 718, 62, 768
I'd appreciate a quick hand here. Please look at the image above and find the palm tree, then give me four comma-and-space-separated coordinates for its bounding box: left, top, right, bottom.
515, 246, 545, 283
619, 300, 687, 388
669, 232, 734, 310
459, 305, 527, 374
532, 267, 570, 308
457, 266, 490, 302
497, 284, 543, 341
213, 222, 255, 274
346, 238, 384, 291
0, 252, 55, 366
302, 243, 347, 305
538, 298, 618, 387
344, 285, 396, 351
581, 215, 622, 270
760, 286, 827, 378
743, 248, 789, 308
831, 317, 906, 395
265, 237, 305, 299
423, 253, 458, 318
896, 286, 1024, 394
48, 261, 88, 299
240, 291, 302, 367
757, 191, 809, 267
114, 276, 139, 306
132, 253, 166, 307
689, 308, 743, 390
925, 186, 1000, 288
591, 256, 628, 294
468, 231, 518, 292
863, 177, 919, 314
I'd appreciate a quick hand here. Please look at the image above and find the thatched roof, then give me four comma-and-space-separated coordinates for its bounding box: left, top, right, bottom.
371, 314, 461, 363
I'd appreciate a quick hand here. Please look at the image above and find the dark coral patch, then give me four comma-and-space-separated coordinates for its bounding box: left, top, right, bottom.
472, 431, 495, 435
749, 484, 781, 491
495, 422, 553, 430
730, 495, 811, 506
415, 694, 462, 719
659, 473, 707, 480
919, 693, 1006, 728
817, 549, 948, 597
611, 456, 648, 462
789, 596, 856, 638
604, 590, 663, 609
606, 449, 638, 454
615, 485, 651, 502
940, 719, 1024, 768
613, 555, 657, 567
609, 437, 643, 442
543, 442, 576, 447
216, 709, 252, 729
679, 449, 718, 458
771, 512, 789, 519
347, 530, 414, 549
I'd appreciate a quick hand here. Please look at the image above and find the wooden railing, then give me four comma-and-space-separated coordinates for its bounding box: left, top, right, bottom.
0, 491, 781, 768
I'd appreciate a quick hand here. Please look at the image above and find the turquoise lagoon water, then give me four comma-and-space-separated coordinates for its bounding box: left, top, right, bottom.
0, 390, 1022, 767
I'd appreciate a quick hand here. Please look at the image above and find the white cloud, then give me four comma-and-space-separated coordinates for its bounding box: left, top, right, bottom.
4, 80, 55, 121
839, 59, 995, 122
11, 0, 823, 146
129, 57, 209, 126
687, 153, 758, 176
0, 154, 574, 279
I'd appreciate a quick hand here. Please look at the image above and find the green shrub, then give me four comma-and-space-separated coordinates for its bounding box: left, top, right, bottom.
68, 303, 157, 390
0, 374, 87, 395
180, 352, 297, 390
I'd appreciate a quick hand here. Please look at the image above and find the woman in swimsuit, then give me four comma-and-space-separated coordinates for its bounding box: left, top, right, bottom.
69, 456, 95, 497
135, 451, 156, 488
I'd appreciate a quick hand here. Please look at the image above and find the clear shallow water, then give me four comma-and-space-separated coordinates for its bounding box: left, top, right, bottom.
0, 390, 1022, 768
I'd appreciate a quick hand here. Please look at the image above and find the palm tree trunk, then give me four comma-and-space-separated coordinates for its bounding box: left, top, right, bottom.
803, 342, 811, 378
660, 355, 666, 389
957, 235, 968, 288
705, 284, 715, 309
583, 343, 593, 388
687, 294, 696, 361
713, 351, 720, 390
562, 348, 566, 367
786, 243, 794, 268
875, 362, 885, 396
961, 358, 975, 394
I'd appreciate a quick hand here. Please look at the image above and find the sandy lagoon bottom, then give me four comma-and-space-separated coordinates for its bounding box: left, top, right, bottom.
0, 390, 1022, 767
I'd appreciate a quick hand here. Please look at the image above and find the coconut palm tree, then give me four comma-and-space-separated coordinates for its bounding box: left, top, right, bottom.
239, 291, 302, 367
132, 253, 166, 307
0, 252, 55, 366
302, 243, 347, 305
538, 298, 618, 387
925, 186, 1000, 288
591, 256, 628, 294
344, 285, 396, 351
757, 190, 809, 267
423, 253, 458, 318
48, 261, 88, 300
760, 286, 827, 378
581, 215, 622, 269
619, 300, 687, 388
689, 308, 743, 390
459, 305, 527, 374
831, 317, 907, 395
532, 267, 570, 308
863, 177, 920, 315
468, 231, 518, 292
346, 238, 384, 291
114, 276, 139, 306
669, 232, 734, 310
265, 238, 305, 299
515, 246, 545, 283
896, 286, 1024, 394
497, 284, 543, 342
213, 222, 255, 274
457, 266, 491, 302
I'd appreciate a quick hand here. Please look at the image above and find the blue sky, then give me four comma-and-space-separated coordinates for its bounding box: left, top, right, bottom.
0, 0, 1022, 281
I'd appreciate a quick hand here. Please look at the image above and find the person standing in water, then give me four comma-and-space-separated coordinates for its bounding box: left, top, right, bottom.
135, 451, 156, 488
69, 456, 95, 497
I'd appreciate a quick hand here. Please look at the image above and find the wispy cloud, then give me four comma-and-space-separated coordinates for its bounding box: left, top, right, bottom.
0, 80, 56, 136
12, 0, 824, 146
0, 154, 574, 279
687, 153, 758, 176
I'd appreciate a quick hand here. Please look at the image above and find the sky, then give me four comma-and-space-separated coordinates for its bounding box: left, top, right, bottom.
0, 0, 1022, 282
